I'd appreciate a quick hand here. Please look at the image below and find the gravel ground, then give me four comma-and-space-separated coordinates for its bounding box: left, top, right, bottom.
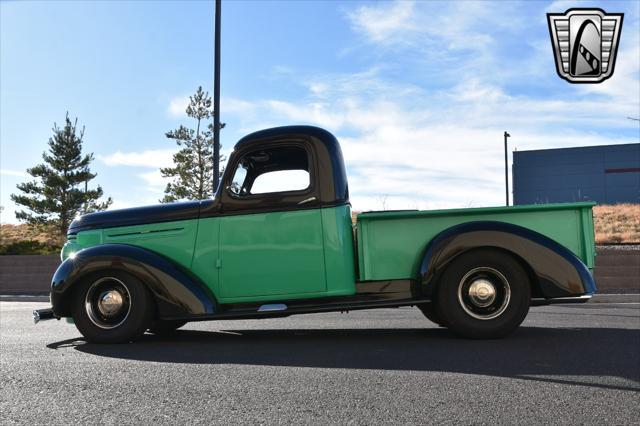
1, 302, 639, 425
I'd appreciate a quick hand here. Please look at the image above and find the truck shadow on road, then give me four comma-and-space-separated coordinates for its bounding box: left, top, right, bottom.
47, 326, 639, 392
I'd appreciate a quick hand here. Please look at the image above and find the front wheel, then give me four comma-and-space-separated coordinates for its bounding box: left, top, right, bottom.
72, 270, 154, 343
436, 249, 530, 339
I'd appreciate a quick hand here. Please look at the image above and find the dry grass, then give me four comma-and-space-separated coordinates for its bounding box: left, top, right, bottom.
593, 203, 640, 244
0, 223, 64, 247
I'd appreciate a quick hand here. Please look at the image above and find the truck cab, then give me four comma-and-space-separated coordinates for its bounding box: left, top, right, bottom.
38, 126, 596, 343
201, 127, 355, 303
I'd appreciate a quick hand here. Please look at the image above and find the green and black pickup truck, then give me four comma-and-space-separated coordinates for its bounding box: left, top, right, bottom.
34, 126, 596, 343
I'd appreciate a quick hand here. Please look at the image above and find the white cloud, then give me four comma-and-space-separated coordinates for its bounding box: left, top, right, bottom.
106, 199, 136, 211
347, 1, 417, 44
267, 100, 345, 129
107, 195, 163, 211
223, 97, 257, 114
309, 83, 329, 96
138, 170, 167, 189
98, 149, 176, 168
98, 149, 175, 197
218, 66, 639, 212
2, 1, 635, 225
0, 169, 27, 177
158, 1, 639, 212
168, 96, 190, 117
345, 0, 520, 56
578, 36, 640, 110
545, 1, 583, 14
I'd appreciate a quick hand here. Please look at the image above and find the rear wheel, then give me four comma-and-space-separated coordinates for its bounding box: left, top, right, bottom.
436, 249, 530, 339
72, 270, 154, 343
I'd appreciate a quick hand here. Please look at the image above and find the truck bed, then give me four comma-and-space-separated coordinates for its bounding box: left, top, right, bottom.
356, 202, 596, 281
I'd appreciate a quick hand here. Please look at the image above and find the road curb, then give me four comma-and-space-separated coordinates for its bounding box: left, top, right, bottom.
591, 293, 640, 303
0, 295, 49, 302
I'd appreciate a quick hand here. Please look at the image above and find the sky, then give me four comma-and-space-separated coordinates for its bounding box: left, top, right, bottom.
1, 0, 639, 224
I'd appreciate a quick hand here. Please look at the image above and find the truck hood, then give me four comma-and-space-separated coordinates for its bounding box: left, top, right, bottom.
67, 200, 206, 235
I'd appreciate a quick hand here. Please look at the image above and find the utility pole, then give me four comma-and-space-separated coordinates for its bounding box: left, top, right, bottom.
504, 131, 510, 206
213, 0, 221, 192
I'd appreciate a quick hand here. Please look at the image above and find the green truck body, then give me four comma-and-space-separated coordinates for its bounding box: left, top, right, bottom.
357, 202, 596, 281
61, 202, 595, 304
38, 126, 597, 342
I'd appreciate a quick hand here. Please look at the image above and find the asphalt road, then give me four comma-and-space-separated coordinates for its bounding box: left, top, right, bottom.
1, 302, 639, 425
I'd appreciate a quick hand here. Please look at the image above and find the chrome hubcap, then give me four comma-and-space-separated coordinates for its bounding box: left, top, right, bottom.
85, 277, 131, 329
458, 267, 511, 320
468, 279, 497, 307
97, 290, 125, 317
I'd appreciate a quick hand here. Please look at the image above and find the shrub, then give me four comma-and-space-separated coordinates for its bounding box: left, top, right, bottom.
0, 240, 61, 255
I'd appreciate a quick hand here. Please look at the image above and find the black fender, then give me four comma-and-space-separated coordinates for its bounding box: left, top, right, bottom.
419, 221, 596, 300
50, 244, 216, 319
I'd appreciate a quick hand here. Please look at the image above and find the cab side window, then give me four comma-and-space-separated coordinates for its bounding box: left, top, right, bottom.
228, 146, 311, 197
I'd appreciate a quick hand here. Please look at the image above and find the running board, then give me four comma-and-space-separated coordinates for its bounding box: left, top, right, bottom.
163, 279, 426, 322
530, 294, 593, 306
176, 297, 431, 322
258, 303, 288, 312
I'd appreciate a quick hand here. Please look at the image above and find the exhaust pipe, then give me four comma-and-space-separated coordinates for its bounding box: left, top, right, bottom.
33, 308, 57, 324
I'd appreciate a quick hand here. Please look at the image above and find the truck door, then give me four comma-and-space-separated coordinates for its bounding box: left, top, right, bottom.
218, 142, 327, 301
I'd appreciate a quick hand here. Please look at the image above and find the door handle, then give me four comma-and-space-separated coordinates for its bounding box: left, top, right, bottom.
297, 196, 316, 205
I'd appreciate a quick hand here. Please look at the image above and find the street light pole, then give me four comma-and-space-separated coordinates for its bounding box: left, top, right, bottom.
504, 131, 511, 206
213, 0, 221, 193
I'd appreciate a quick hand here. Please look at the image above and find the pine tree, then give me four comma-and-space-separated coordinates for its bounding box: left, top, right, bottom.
11, 113, 112, 236
160, 86, 224, 202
